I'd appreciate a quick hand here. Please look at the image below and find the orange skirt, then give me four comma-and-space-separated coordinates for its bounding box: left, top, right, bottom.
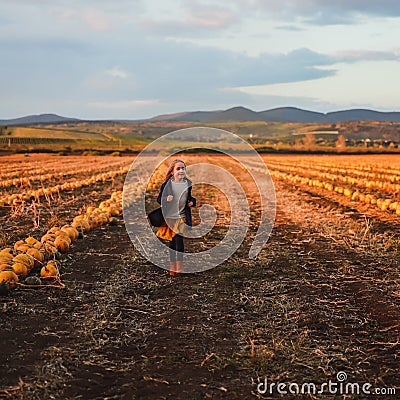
156, 218, 187, 241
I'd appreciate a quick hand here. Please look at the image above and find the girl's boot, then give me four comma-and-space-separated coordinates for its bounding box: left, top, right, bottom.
169, 261, 176, 276
176, 260, 182, 274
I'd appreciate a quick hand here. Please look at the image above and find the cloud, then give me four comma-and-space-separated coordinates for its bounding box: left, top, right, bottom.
247, 0, 400, 25
88, 99, 159, 110
116, 43, 336, 103
81, 9, 113, 32
1, 0, 399, 118
276, 25, 305, 31
332, 49, 400, 62
140, 2, 239, 36
0, 28, 338, 118
185, 2, 238, 28
237, 59, 400, 111
48, 6, 76, 20
106, 67, 129, 79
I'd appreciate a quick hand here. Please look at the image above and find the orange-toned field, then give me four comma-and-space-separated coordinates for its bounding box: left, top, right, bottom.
0, 153, 398, 399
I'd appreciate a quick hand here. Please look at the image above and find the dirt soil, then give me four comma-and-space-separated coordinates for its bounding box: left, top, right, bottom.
1, 161, 399, 400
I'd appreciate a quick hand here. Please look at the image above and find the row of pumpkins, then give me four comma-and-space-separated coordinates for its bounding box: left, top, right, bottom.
268, 162, 400, 196
270, 170, 400, 215
0, 159, 129, 189
270, 160, 400, 182
0, 191, 123, 293
0, 167, 129, 207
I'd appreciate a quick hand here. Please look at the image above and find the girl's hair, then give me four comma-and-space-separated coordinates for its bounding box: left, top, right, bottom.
164, 159, 186, 182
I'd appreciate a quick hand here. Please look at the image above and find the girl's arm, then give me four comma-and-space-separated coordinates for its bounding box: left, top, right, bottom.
188, 187, 196, 207
157, 182, 166, 205
187, 184, 196, 207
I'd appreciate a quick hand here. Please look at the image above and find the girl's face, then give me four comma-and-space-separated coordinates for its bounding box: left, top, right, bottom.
173, 162, 186, 180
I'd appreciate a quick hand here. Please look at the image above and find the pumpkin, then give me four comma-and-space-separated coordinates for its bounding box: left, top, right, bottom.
88, 216, 100, 229
13, 253, 35, 270
53, 237, 70, 253
0, 252, 14, 262
13, 240, 25, 250
0, 248, 13, 254
15, 244, 31, 253
82, 215, 94, 228
48, 226, 61, 234
26, 247, 44, 266
0, 264, 13, 272
72, 220, 91, 233
40, 262, 59, 278
33, 241, 45, 250
61, 226, 79, 241
110, 191, 121, 201
99, 201, 109, 210
12, 263, 28, 277
41, 233, 57, 243
0, 270, 19, 289
108, 216, 119, 225
55, 231, 72, 245
25, 236, 38, 246
25, 276, 42, 285
106, 206, 120, 217
44, 243, 58, 256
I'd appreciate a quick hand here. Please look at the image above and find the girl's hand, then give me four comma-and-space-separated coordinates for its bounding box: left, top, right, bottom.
166, 195, 173, 202
188, 201, 194, 207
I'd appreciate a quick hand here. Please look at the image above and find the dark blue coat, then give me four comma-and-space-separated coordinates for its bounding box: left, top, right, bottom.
157, 178, 196, 227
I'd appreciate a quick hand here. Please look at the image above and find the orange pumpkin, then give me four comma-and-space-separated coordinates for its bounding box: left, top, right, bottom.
12, 263, 28, 277
54, 237, 70, 253
41, 233, 57, 243
13, 240, 25, 251
13, 253, 35, 270
0, 252, 14, 262
55, 231, 71, 245
0, 248, 13, 255
40, 262, 59, 278
61, 226, 79, 241
0, 270, 19, 289
44, 243, 58, 256
0, 264, 13, 272
25, 236, 38, 246
15, 244, 31, 253
33, 241, 44, 248
107, 206, 120, 217
26, 247, 44, 266
72, 220, 91, 233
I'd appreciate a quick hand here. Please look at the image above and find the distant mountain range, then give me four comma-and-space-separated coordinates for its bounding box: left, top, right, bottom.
150, 106, 400, 123
0, 113, 80, 126
1, 107, 400, 125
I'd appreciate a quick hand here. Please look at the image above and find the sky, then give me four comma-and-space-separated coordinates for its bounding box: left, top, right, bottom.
1, 0, 400, 119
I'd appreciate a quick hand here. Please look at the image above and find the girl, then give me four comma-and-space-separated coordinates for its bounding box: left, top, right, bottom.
156, 159, 196, 275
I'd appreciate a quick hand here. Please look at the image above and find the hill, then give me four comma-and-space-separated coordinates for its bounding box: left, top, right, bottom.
0, 113, 80, 126
2, 107, 400, 126
150, 107, 400, 123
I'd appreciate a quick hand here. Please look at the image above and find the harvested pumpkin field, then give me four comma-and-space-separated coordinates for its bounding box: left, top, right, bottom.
0, 153, 399, 399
